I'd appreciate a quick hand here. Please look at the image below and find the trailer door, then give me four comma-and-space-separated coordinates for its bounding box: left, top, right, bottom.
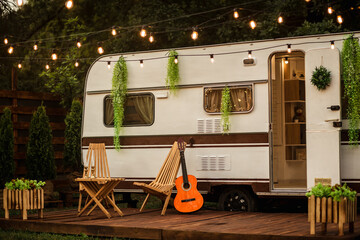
305, 48, 341, 189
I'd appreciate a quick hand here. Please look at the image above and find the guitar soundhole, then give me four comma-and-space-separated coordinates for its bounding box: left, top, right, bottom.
182, 182, 191, 191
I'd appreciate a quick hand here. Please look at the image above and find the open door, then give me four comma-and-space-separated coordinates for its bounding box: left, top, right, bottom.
305, 48, 341, 189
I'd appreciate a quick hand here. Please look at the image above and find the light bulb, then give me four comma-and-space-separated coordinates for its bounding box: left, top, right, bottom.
33, 42, 38, 51
107, 61, 111, 70
111, 27, 117, 36
76, 40, 81, 48
287, 44, 291, 53
65, 0, 73, 9
285, 57, 289, 64
248, 50, 252, 59
149, 33, 154, 43
51, 51, 57, 61
75, 60, 79, 67
233, 9, 239, 19
17, 0, 23, 7
97, 44, 104, 54
174, 55, 178, 64
328, 6, 333, 14
305, 0, 310, 2
17, 63, 22, 69
191, 28, 198, 40
45, 63, 50, 70
331, 41, 335, 50
140, 27, 147, 38
278, 16, 283, 24
8, 45, 14, 54
249, 20, 256, 29
210, 54, 214, 63
4, 37, 8, 45
140, 60, 144, 68
337, 15, 343, 24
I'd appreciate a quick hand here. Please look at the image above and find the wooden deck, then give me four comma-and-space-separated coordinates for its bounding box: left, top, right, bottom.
0, 208, 360, 240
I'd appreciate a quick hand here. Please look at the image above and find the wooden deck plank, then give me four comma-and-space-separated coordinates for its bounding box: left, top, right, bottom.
0, 208, 359, 240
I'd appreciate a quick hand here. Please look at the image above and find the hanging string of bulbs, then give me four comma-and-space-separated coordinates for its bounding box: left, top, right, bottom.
3, 0, 358, 70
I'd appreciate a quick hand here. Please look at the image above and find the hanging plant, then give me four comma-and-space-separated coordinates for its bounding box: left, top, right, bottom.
342, 35, 360, 145
221, 87, 231, 133
111, 57, 128, 150
166, 50, 180, 93
311, 66, 331, 90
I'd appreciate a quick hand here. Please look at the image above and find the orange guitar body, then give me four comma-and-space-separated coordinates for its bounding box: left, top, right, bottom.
174, 175, 204, 213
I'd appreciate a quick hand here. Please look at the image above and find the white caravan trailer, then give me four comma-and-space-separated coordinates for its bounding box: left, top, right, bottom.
82, 32, 360, 211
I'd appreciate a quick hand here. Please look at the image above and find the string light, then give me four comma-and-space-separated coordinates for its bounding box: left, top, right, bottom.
249, 20, 256, 29
330, 41, 335, 49
8, 45, 14, 54
210, 54, 214, 63
287, 44, 291, 53
149, 33, 154, 43
76, 39, 81, 48
111, 27, 117, 36
33, 42, 38, 51
140, 60, 144, 68
233, 9, 239, 19
248, 50, 252, 59
74, 60, 79, 67
17, 0, 23, 7
17, 62, 22, 69
51, 50, 57, 60
65, 0, 73, 9
140, 26, 147, 38
327, 6, 333, 14
107, 61, 111, 70
191, 27, 198, 40
305, 0, 311, 2
337, 15, 343, 24
4, 37, 8, 45
45, 63, 50, 70
284, 57, 289, 64
278, 16, 283, 24
174, 55, 178, 64
97, 43, 104, 54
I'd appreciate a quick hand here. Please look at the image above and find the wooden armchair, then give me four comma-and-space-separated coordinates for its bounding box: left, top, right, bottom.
133, 141, 184, 215
78, 143, 115, 212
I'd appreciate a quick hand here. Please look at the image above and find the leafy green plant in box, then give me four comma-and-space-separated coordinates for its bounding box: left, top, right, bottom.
5, 178, 45, 190
305, 183, 332, 198
330, 183, 357, 202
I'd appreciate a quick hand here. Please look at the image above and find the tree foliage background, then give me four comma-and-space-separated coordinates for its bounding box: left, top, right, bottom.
0, 0, 359, 107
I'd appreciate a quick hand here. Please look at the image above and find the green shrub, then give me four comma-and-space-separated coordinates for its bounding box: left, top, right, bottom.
63, 100, 83, 171
26, 105, 56, 180
0, 107, 14, 187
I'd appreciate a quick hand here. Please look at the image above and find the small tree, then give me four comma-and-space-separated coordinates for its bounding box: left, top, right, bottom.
0, 108, 14, 187
63, 100, 83, 172
26, 105, 56, 180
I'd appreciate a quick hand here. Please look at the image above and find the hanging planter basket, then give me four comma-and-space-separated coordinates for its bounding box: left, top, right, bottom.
311, 66, 331, 90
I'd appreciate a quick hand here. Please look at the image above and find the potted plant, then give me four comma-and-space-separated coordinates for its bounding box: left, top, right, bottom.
306, 183, 357, 236
3, 178, 46, 220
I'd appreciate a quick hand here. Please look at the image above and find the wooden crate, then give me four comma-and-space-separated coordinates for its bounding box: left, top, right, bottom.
308, 195, 357, 236
3, 188, 44, 220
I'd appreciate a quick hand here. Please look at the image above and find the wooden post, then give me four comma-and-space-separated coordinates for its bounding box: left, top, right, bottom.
338, 198, 345, 236
321, 197, 327, 234
310, 196, 316, 235
22, 190, 27, 220
4, 189, 9, 219
327, 198, 332, 223
316, 197, 321, 222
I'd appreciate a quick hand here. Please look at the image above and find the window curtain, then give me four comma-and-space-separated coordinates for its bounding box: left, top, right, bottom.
105, 97, 114, 125
133, 95, 154, 124
230, 88, 252, 111
205, 89, 222, 112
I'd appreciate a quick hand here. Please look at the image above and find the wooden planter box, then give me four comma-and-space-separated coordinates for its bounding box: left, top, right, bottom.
3, 188, 44, 220
308, 195, 357, 236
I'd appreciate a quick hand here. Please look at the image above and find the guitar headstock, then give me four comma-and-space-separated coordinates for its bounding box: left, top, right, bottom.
177, 139, 186, 152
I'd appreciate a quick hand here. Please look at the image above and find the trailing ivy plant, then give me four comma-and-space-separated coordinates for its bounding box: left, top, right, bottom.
311, 66, 331, 90
221, 87, 231, 133
342, 35, 360, 145
111, 56, 128, 150
0, 107, 14, 187
166, 50, 180, 93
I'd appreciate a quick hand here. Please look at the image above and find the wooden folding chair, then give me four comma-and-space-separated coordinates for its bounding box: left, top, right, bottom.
133, 141, 184, 215
78, 143, 116, 212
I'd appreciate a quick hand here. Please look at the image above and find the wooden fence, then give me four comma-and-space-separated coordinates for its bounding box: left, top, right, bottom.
0, 89, 67, 176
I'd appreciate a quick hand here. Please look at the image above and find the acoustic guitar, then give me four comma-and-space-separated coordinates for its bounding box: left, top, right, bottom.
174, 139, 204, 213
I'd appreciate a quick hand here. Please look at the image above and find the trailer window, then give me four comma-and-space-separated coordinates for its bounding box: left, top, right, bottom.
204, 86, 253, 113
104, 93, 154, 127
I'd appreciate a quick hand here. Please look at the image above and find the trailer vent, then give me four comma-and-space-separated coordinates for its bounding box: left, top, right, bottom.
197, 118, 222, 133
197, 155, 231, 171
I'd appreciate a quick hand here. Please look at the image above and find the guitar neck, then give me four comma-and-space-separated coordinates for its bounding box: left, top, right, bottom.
179, 150, 189, 184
